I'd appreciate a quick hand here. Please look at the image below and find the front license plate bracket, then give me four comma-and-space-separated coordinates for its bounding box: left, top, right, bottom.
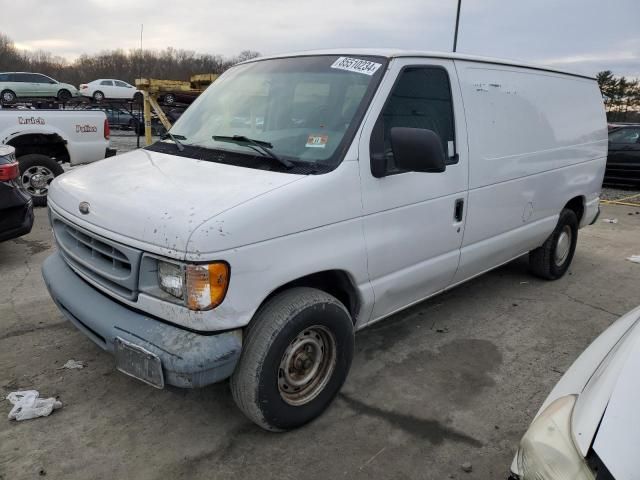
114, 337, 165, 389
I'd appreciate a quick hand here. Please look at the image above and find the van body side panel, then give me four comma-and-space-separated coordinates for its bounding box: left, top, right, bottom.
357, 58, 470, 323
453, 62, 607, 283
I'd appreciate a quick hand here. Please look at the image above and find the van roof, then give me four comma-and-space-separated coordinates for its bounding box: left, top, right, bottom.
243, 49, 595, 81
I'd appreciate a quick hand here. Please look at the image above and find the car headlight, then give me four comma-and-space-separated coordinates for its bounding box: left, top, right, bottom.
517, 395, 594, 480
157, 260, 229, 311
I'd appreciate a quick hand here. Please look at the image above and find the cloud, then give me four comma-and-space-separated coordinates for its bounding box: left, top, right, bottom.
1, 0, 638, 78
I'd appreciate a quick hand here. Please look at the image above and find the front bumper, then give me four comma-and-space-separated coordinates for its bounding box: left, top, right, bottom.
42, 252, 242, 388
0, 198, 33, 242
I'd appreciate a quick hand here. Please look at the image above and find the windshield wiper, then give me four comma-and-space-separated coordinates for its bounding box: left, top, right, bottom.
161, 132, 186, 152
213, 135, 293, 169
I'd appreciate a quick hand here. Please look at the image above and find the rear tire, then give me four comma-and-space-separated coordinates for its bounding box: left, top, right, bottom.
93, 90, 104, 102
230, 287, 354, 431
18, 154, 64, 207
529, 208, 578, 280
1, 89, 16, 104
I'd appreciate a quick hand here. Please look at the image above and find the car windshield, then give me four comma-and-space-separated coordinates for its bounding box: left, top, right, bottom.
168, 55, 386, 170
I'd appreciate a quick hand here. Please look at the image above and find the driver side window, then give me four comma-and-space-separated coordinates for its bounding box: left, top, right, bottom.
370, 66, 456, 175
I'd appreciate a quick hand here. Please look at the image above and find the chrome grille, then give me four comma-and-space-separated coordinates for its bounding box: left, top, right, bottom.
52, 213, 142, 300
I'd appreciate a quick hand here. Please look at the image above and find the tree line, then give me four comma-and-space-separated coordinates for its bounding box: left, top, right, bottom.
0, 33, 259, 86
596, 70, 640, 122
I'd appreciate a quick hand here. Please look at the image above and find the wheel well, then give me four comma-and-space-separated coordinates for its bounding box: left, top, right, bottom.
7, 133, 69, 163
564, 196, 585, 223
264, 270, 360, 321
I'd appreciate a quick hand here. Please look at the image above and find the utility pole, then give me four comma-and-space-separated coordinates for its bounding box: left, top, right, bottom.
453, 0, 462, 52
137, 23, 143, 148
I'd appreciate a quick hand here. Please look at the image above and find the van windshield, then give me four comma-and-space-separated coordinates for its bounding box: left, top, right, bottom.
167, 55, 386, 172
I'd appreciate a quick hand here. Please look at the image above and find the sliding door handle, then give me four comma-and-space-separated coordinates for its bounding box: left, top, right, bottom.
454, 198, 464, 222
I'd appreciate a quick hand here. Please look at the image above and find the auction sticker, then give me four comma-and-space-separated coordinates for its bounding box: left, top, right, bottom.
306, 134, 329, 148
330, 57, 382, 76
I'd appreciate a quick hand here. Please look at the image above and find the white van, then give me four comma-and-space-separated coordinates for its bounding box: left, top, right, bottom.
42, 50, 607, 430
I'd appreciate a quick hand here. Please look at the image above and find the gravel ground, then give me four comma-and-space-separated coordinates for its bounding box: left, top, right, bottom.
601, 186, 640, 202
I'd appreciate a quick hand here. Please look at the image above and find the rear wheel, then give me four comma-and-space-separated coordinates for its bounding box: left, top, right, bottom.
57, 89, 72, 102
529, 208, 578, 280
163, 93, 176, 105
231, 287, 354, 431
93, 90, 104, 102
18, 154, 64, 207
1, 89, 16, 104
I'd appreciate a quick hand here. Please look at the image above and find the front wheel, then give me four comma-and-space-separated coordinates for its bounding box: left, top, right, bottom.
18, 154, 64, 207
57, 89, 72, 102
231, 287, 354, 431
529, 208, 578, 280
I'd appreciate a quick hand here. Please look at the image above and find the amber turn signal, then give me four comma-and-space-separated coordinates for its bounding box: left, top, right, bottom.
185, 262, 230, 310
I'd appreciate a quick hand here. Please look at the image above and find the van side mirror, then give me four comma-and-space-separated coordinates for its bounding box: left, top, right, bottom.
390, 127, 446, 173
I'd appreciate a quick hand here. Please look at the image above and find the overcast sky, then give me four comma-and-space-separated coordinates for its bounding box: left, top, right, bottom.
3, 0, 639, 78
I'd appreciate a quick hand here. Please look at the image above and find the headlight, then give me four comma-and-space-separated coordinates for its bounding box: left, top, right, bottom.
517, 395, 594, 480
158, 261, 184, 298
156, 260, 229, 311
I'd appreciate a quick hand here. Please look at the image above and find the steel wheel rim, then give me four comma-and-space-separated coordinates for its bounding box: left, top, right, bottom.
278, 325, 337, 406
3, 91, 14, 102
22, 165, 55, 197
555, 225, 572, 266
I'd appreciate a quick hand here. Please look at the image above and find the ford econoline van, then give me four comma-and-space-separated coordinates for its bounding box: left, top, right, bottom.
42, 50, 607, 430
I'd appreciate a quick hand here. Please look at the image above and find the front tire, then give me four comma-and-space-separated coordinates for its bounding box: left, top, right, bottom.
18, 154, 64, 207
529, 208, 578, 280
231, 287, 354, 431
57, 89, 72, 102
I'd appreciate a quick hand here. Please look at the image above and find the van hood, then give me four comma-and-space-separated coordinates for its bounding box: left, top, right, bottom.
49, 147, 304, 257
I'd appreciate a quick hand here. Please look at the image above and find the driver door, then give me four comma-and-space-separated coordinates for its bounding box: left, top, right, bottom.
358, 58, 469, 323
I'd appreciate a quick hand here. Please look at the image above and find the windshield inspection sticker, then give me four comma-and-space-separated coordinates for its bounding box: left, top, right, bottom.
306, 135, 329, 148
330, 57, 382, 76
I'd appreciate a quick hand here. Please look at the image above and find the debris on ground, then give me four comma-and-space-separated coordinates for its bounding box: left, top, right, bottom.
59, 360, 86, 370
602, 218, 618, 224
627, 255, 640, 264
461, 462, 473, 473
6, 391, 62, 421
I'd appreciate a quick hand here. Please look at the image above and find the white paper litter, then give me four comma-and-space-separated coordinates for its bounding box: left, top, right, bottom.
6, 390, 62, 421
602, 218, 618, 224
59, 359, 86, 370
627, 255, 640, 264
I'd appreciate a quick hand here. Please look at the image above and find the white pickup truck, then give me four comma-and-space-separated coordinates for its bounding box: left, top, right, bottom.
0, 109, 115, 205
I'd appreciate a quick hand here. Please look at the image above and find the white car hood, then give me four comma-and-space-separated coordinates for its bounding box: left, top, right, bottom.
49, 147, 304, 257
591, 335, 640, 480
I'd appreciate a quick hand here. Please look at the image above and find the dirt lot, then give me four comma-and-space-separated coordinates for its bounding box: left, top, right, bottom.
1, 201, 639, 480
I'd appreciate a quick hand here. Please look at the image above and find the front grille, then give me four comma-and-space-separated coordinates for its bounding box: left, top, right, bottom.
52, 213, 142, 300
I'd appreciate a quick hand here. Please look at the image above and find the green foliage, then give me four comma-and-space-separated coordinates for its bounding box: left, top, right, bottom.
596, 69, 640, 122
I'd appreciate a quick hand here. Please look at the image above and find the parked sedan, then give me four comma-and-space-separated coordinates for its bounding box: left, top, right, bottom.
605, 125, 640, 185
0, 72, 79, 103
159, 90, 200, 106
0, 145, 33, 242
80, 79, 142, 103
509, 305, 640, 480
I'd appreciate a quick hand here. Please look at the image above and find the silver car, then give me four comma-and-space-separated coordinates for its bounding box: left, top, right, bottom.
0, 72, 79, 103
